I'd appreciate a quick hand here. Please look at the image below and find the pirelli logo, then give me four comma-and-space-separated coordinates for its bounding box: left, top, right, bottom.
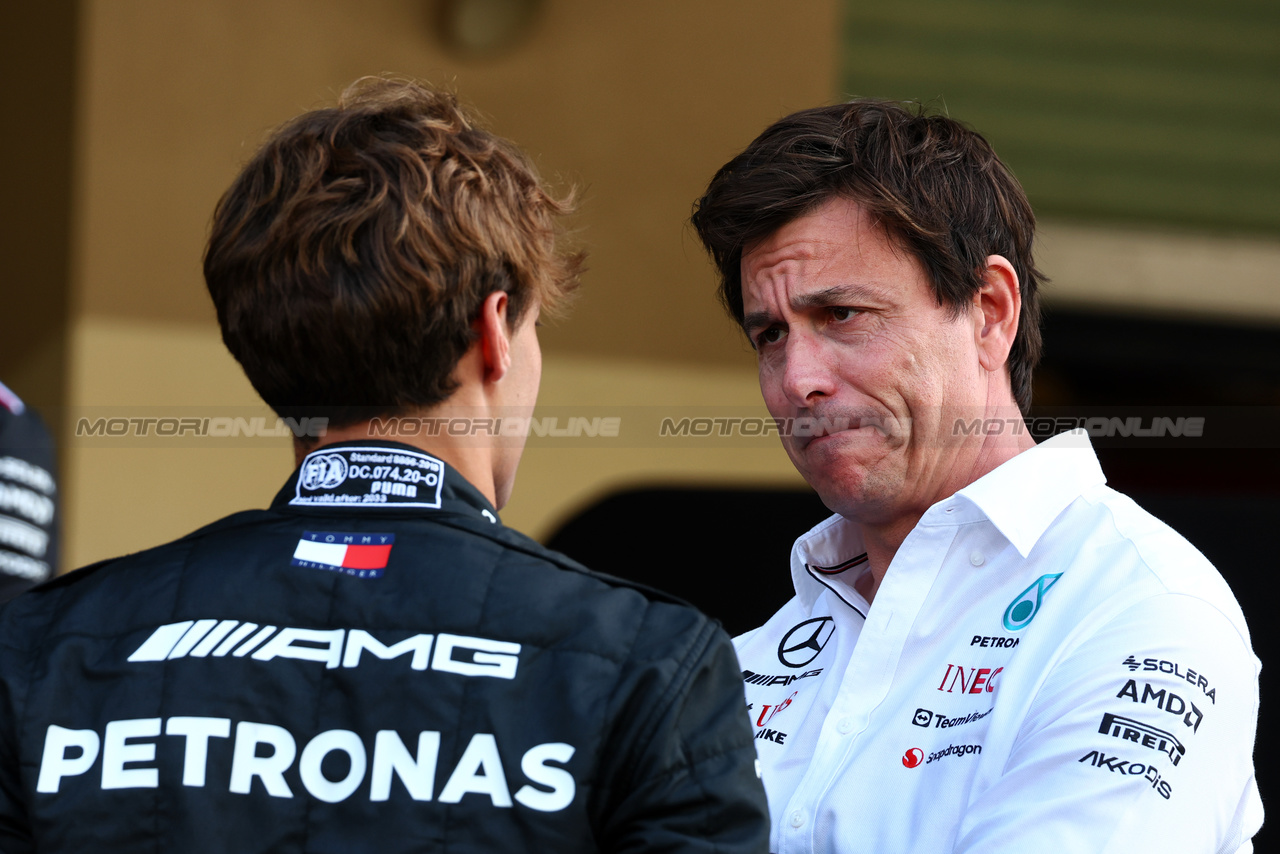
128, 621, 520, 679
1098, 712, 1185, 767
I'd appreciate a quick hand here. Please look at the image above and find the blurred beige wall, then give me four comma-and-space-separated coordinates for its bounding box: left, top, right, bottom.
12, 0, 1274, 571
39, 0, 837, 568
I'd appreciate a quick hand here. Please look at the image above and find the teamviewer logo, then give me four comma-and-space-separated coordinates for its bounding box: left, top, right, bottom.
912, 708, 934, 727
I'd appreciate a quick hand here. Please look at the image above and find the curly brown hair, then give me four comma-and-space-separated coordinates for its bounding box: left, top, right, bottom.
691, 99, 1043, 413
205, 77, 581, 428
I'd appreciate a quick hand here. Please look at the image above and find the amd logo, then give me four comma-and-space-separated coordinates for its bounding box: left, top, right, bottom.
1116, 680, 1204, 733
128, 620, 520, 679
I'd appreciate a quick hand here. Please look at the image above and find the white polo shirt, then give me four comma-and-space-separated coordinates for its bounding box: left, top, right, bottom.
734, 431, 1263, 853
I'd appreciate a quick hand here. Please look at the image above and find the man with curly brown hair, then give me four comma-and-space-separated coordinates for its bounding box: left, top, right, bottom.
0, 78, 769, 853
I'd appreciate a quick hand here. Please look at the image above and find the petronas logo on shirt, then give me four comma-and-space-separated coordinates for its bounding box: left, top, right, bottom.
1002, 573, 1063, 631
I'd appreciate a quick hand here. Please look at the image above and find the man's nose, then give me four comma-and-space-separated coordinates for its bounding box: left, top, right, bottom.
780, 333, 838, 407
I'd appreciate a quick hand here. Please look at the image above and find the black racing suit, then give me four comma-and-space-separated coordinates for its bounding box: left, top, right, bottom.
0, 441, 768, 852
0, 382, 57, 602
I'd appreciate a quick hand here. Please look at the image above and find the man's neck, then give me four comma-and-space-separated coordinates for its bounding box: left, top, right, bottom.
292, 407, 502, 507
852, 424, 1036, 604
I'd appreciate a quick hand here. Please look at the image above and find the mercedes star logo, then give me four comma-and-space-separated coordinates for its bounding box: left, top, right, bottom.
777, 617, 836, 668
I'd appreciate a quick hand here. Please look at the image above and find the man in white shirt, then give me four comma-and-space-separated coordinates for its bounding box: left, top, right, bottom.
690, 100, 1262, 853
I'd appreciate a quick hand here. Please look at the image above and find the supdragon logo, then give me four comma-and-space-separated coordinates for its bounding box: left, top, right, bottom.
925, 743, 981, 764
128, 621, 520, 679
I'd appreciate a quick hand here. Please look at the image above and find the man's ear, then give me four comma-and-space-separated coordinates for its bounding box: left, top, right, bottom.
477, 291, 513, 384
973, 255, 1021, 373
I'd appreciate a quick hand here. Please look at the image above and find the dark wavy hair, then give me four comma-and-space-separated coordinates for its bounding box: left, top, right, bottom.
691, 99, 1043, 412
205, 77, 581, 427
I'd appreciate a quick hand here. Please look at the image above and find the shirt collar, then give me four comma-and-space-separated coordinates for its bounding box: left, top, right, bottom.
270, 440, 500, 525
789, 430, 1106, 606
954, 429, 1106, 557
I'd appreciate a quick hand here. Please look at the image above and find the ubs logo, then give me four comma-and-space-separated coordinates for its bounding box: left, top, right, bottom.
777, 617, 835, 668
301, 453, 349, 490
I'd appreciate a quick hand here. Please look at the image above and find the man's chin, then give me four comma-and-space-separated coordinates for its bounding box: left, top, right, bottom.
795, 457, 901, 524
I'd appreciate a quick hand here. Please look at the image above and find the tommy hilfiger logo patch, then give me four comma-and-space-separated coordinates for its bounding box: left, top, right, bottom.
292, 531, 394, 578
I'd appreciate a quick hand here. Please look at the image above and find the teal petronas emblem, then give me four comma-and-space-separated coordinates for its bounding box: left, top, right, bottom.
1002, 573, 1063, 631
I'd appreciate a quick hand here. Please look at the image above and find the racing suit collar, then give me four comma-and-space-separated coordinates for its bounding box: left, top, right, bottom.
269, 440, 501, 524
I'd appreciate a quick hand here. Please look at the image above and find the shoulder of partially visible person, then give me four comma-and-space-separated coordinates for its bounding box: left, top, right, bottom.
955, 479, 1262, 853
0, 382, 59, 602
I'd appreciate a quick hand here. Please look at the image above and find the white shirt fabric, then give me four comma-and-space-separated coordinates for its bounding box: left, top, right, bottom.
734, 431, 1263, 854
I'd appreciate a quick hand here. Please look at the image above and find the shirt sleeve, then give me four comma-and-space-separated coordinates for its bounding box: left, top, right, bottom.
953, 593, 1262, 854
594, 605, 770, 854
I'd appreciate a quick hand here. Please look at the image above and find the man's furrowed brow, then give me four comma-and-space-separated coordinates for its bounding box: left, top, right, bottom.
742, 308, 775, 334
742, 284, 879, 333
793, 284, 878, 310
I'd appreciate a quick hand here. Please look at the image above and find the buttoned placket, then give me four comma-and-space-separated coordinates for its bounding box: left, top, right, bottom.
776, 500, 963, 853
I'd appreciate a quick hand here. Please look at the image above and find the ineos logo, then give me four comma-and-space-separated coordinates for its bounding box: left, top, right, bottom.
777, 617, 835, 668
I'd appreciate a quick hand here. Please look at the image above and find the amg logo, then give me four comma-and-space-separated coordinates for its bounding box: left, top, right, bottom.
1116, 680, 1204, 733
1078, 750, 1172, 799
741, 668, 821, 687
1098, 712, 1185, 766
128, 621, 519, 679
